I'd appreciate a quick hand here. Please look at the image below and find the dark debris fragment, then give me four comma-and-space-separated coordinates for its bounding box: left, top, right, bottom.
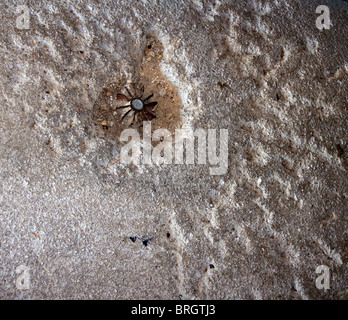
142, 237, 153, 247
128, 236, 153, 246
336, 144, 344, 158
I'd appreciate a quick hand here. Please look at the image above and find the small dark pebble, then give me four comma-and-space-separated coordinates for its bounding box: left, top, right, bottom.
209, 264, 215, 269
130, 237, 137, 242
142, 237, 153, 246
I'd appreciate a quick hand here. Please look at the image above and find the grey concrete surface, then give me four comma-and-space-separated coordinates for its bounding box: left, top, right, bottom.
0, 0, 347, 299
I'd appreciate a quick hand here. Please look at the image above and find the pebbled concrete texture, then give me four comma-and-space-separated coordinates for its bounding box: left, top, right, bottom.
0, 0, 347, 299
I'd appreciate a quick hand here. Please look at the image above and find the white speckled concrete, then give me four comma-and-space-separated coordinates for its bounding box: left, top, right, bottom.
0, 0, 347, 299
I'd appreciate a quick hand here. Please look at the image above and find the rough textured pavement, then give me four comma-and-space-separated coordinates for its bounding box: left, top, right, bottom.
0, 0, 347, 299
